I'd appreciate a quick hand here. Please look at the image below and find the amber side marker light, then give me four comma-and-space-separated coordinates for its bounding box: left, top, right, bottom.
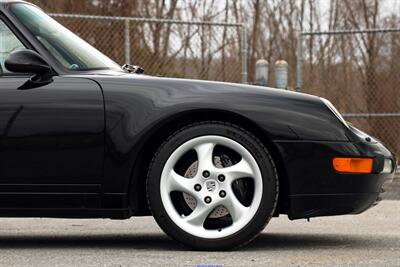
333, 158, 373, 174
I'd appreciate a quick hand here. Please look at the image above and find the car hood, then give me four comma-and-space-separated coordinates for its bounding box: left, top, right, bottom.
86, 71, 322, 104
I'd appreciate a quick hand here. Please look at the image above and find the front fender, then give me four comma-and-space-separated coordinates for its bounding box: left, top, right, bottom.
88, 74, 351, 208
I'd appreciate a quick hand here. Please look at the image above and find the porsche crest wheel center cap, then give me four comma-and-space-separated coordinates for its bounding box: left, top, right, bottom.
205, 179, 218, 193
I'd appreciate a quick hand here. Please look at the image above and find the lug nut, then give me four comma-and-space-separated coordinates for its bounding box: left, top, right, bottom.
219, 190, 226, 198
204, 196, 212, 204
218, 175, 225, 182
194, 184, 202, 192
203, 170, 210, 178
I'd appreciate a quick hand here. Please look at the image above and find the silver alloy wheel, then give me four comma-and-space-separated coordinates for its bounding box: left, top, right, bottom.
160, 135, 263, 239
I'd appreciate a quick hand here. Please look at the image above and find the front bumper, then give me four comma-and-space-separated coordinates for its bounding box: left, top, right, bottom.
274, 138, 396, 220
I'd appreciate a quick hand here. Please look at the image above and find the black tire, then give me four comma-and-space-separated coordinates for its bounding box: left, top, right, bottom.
147, 121, 279, 250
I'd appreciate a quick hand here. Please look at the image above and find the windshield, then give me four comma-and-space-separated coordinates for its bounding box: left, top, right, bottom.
10, 3, 122, 72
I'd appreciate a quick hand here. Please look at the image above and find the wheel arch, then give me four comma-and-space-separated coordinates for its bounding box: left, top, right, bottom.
128, 109, 290, 216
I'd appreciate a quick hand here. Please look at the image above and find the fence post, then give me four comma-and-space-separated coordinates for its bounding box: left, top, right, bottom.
296, 32, 303, 91
124, 19, 131, 65
0, 23, 4, 65
241, 26, 248, 84
275, 60, 288, 89
255, 59, 269, 86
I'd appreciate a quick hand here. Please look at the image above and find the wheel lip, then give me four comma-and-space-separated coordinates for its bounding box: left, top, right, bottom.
160, 135, 264, 239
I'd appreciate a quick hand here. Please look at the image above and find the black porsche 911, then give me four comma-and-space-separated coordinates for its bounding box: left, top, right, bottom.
0, 0, 396, 250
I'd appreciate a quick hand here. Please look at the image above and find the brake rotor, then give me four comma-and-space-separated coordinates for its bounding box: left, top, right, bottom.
182, 157, 229, 218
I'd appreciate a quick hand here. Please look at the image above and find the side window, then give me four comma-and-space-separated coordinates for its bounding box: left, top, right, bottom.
0, 19, 25, 74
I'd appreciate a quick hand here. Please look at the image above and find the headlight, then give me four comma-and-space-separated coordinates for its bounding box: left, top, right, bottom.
382, 159, 394, 174
320, 98, 349, 128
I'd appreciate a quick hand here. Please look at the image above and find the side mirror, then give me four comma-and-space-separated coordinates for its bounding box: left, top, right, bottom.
5, 49, 53, 83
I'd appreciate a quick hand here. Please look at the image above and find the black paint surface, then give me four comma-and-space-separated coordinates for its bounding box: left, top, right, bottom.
0, 1, 396, 219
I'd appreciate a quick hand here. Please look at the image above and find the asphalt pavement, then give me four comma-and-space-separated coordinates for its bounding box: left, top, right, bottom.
383, 179, 400, 200
0, 200, 398, 266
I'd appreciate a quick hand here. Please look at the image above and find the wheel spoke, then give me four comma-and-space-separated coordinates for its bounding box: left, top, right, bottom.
184, 202, 215, 227
223, 192, 249, 222
167, 170, 194, 194
223, 158, 254, 182
194, 142, 216, 173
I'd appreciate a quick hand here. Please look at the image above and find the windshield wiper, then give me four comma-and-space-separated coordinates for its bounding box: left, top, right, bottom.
122, 64, 145, 74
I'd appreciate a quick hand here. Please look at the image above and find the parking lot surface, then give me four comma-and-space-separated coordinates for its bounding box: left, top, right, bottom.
0, 200, 398, 267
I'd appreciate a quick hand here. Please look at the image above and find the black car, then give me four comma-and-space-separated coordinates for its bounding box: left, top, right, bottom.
0, 0, 396, 250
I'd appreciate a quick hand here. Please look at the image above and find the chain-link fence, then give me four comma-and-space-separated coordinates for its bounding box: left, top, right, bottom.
296, 29, 400, 199
48, 14, 399, 159
49, 14, 398, 198
50, 14, 248, 84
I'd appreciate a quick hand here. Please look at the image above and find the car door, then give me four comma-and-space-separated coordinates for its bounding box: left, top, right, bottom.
0, 18, 104, 209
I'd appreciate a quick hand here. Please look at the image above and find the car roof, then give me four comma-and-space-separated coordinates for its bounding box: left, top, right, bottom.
0, 0, 27, 7
0, 0, 26, 3
0, 0, 28, 12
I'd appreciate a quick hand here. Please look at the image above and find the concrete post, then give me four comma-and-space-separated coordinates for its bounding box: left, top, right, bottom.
275, 60, 288, 89
255, 59, 269, 86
